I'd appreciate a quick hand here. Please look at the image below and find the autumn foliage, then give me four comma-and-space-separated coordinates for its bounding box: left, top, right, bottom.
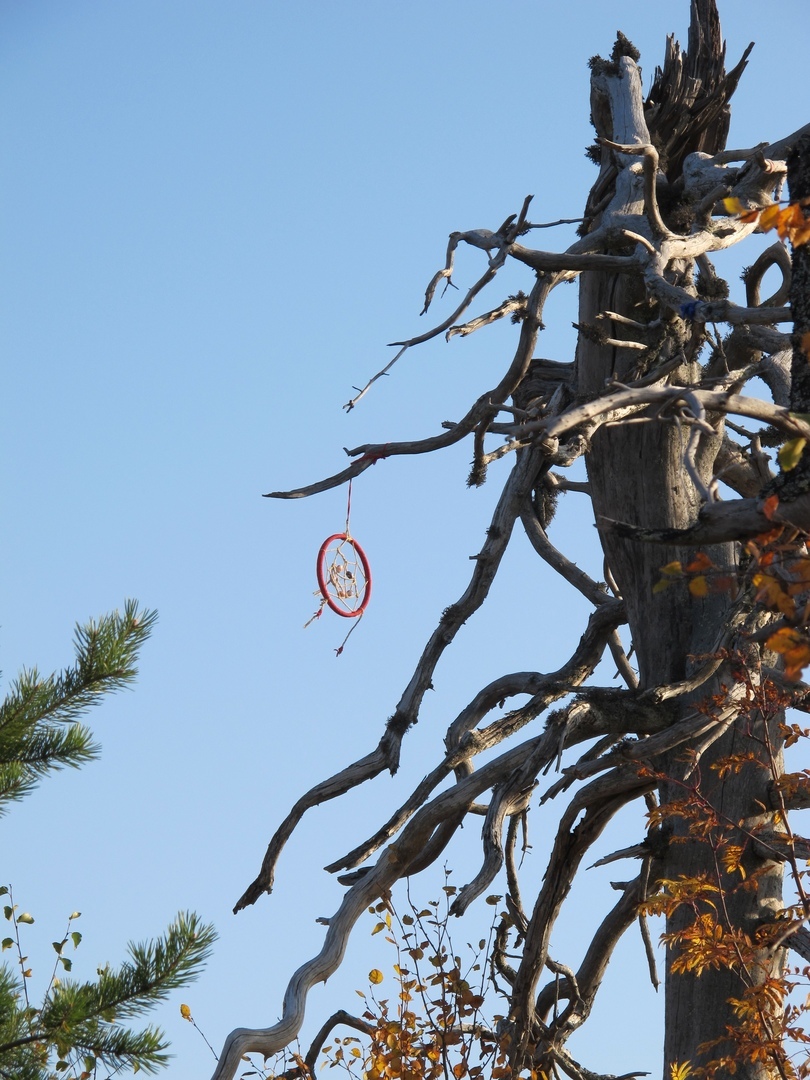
723, 198, 810, 251
656, 520, 810, 680
643, 672, 810, 1078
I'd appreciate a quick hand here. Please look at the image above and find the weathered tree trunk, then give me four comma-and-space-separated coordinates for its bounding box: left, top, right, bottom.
579, 19, 785, 1080
785, 134, 810, 458
213, 7, 810, 1080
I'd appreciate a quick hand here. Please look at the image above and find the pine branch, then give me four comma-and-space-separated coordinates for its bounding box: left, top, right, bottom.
0, 912, 216, 1077
0, 601, 156, 811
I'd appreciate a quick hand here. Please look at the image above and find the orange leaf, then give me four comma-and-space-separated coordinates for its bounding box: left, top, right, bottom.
753, 572, 796, 617
759, 204, 782, 231
762, 494, 780, 521
767, 626, 805, 651
786, 561, 810, 599
778, 202, 805, 241
791, 220, 810, 249
766, 626, 810, 680
685, 552, 713, 573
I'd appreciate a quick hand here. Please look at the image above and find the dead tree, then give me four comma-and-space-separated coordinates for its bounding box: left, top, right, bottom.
211, 4, 810, 1079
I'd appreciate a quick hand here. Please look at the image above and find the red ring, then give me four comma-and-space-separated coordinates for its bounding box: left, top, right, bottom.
316, 534, 372, 617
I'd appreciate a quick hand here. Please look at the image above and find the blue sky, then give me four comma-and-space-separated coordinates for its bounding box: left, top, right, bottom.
1, 3, 807, 1078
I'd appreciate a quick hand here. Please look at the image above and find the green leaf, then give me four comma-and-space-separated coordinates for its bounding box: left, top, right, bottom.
1, 937, 13, 950
59, 956, 72, 971
779, 437, 807, 471
17, 912, 34, 925
71, 931, 82, 948
52, 940, 64, 955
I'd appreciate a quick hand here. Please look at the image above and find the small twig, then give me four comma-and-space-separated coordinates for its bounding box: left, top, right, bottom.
598, 311, 662, 331
447, 294, 527, 340
638, 913, 659, 992
525, 217, 585, 230
589, 842, 647, 869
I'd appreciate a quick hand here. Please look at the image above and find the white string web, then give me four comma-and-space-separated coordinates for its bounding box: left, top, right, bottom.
321, 537, 368, 614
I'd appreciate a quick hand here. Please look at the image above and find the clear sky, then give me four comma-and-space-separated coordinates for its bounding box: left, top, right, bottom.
1, 3, 807, 1078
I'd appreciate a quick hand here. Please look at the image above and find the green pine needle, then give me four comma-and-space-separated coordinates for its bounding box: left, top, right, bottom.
0, 601, 156, 812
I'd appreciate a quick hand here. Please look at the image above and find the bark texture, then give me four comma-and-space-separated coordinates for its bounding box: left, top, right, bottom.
578, 22, 786, 1080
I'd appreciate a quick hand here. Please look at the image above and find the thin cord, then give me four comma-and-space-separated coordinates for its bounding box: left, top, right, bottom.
344, 479, 353, 538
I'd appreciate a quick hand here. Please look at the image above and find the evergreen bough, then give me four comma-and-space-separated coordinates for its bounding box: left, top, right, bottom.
0, 602, 216, 1078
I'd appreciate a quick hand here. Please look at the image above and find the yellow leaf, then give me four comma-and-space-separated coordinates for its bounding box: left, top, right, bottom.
688, 575, 709, 598
779, 437, 807, 472
180, 1004, 192, 1021
670, 1064, 692, 1080
369, 969, 384, 985
660, 560, 683, 576
722, 197, 746, 215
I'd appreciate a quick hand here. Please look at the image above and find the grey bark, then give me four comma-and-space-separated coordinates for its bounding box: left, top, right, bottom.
575, 20, 786, 1080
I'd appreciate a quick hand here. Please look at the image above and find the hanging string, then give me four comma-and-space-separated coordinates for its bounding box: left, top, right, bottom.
344, 478, 353, 538
334, 613, 363, 657
303, 600, 326, 629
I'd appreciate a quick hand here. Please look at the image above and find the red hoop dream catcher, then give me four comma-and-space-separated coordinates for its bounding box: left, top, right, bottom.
305, 480, 372, 654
